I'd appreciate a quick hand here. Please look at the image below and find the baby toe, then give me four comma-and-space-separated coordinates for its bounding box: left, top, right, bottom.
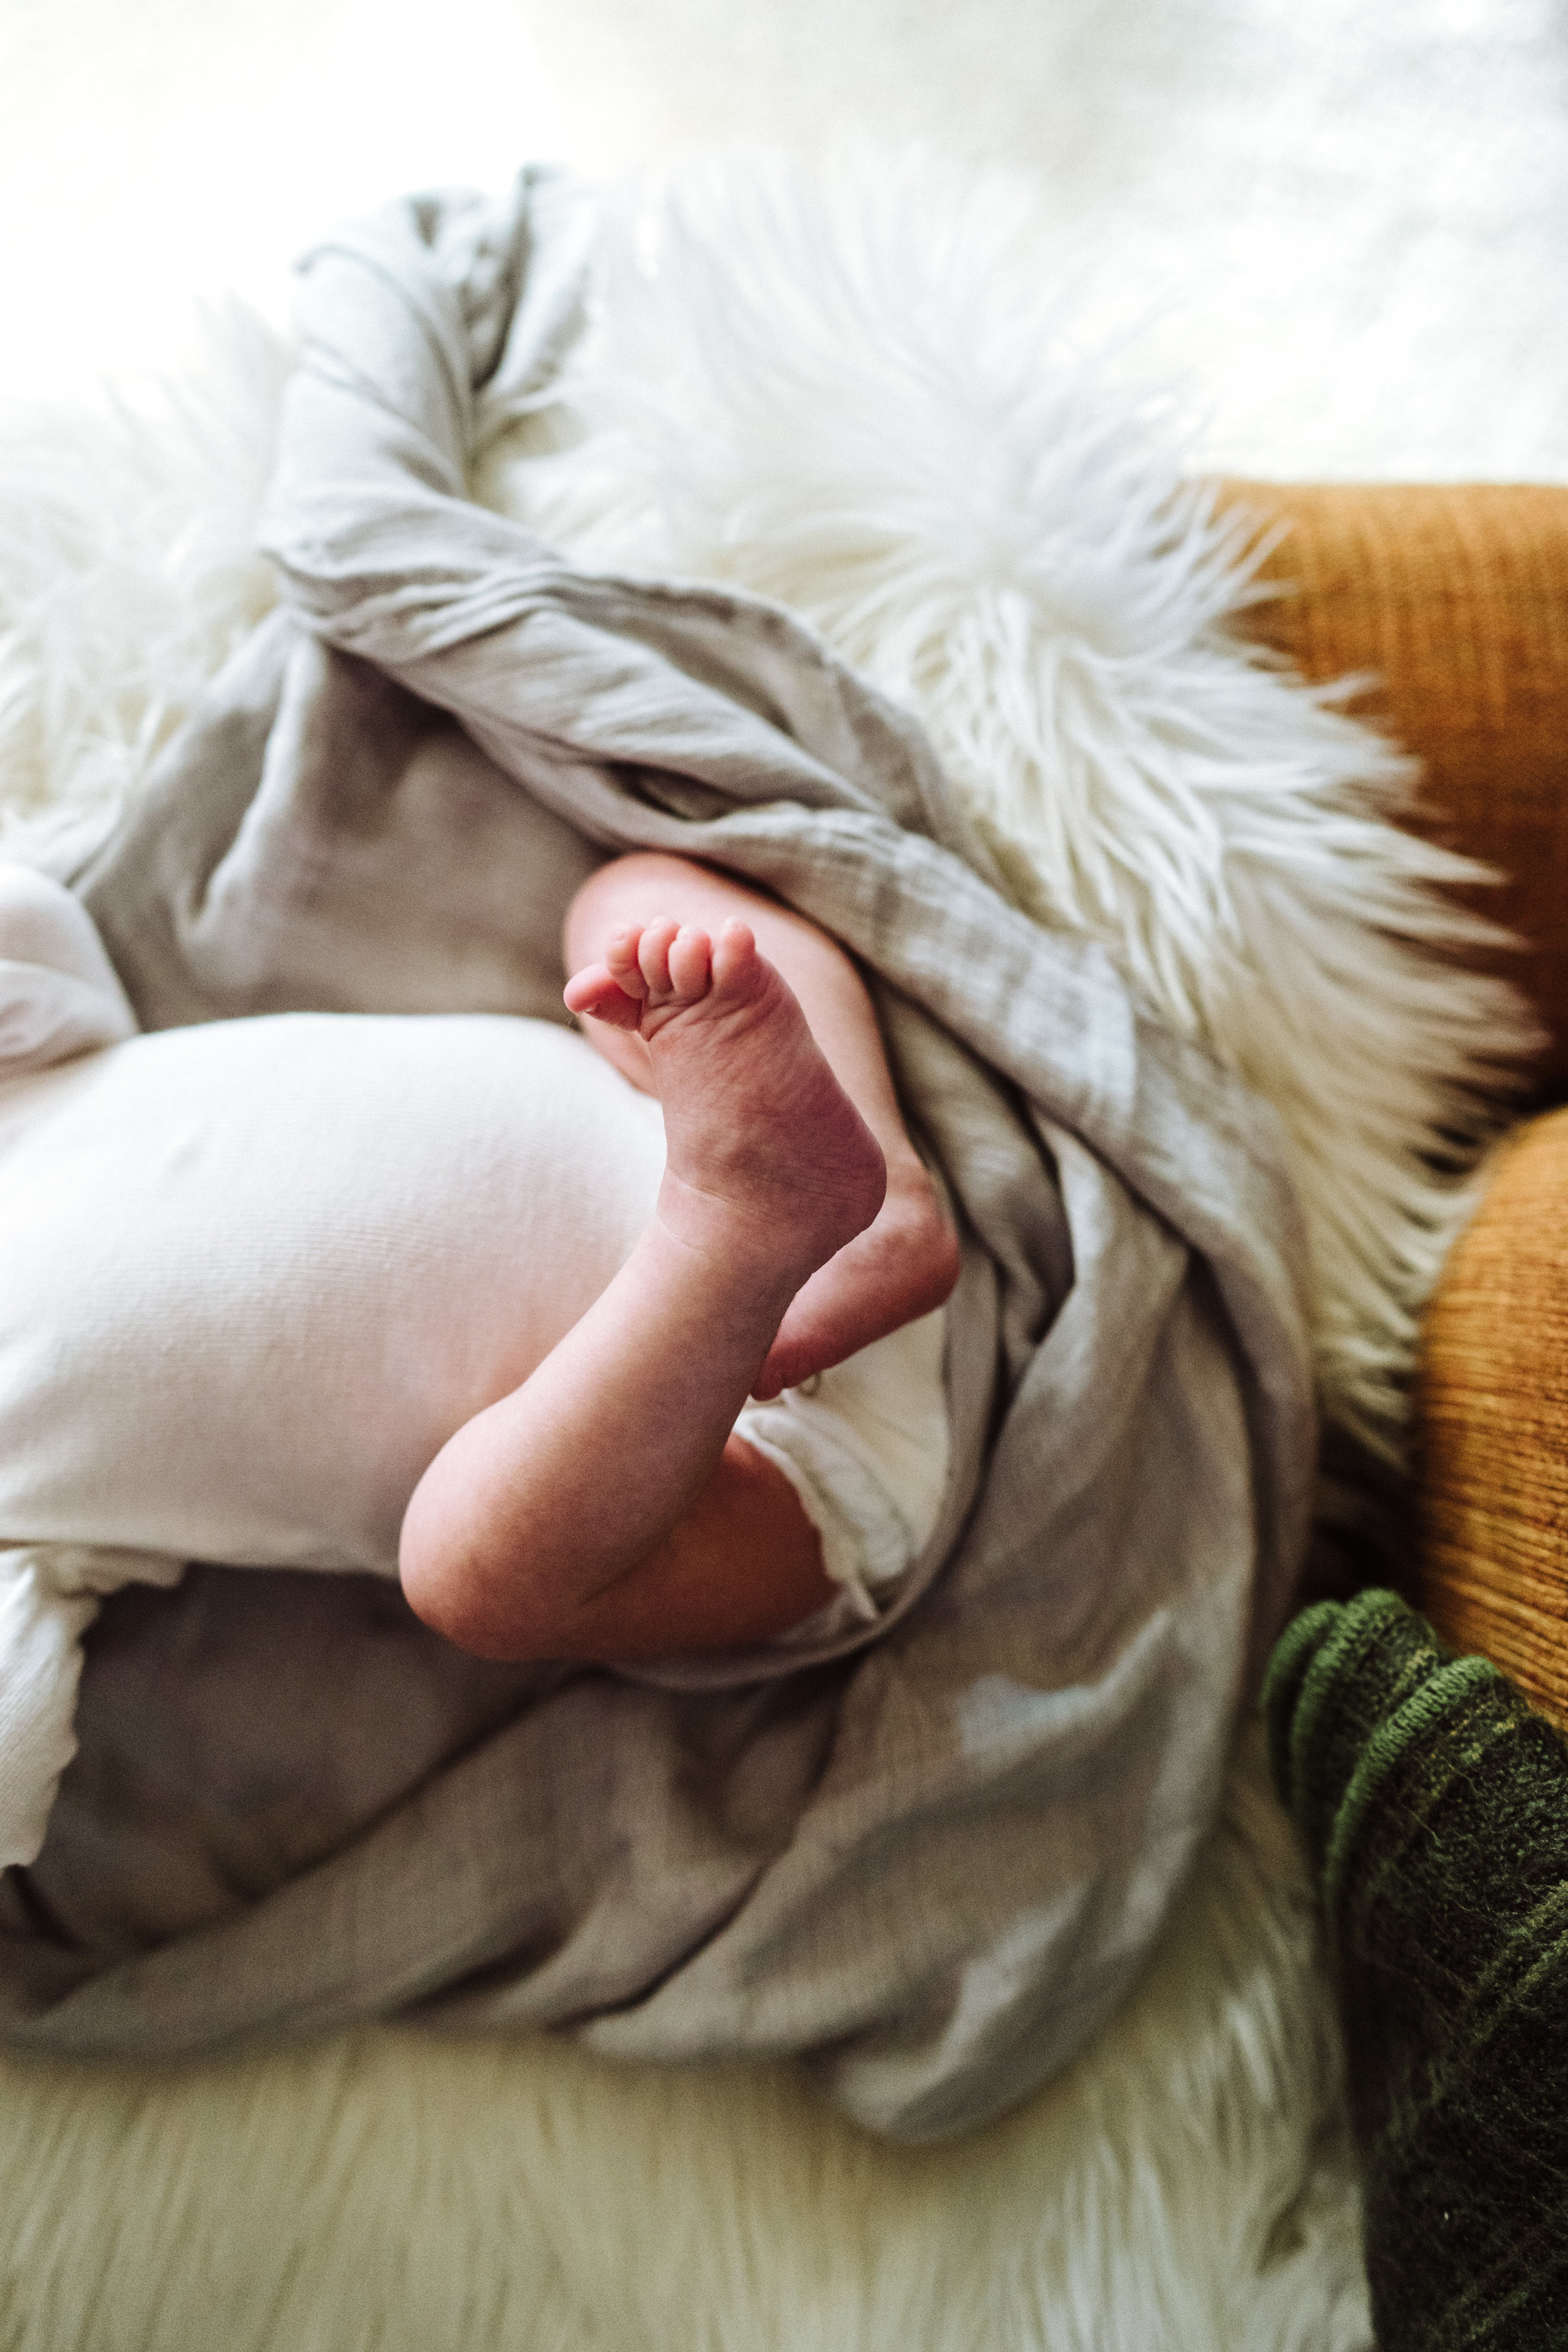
710, 919, 760, 995
605, 924, 650, 998
666, 923, 714, 1002
637, 917, 681, 997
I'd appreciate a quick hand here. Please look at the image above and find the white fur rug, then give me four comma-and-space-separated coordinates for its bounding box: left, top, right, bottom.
0, 151, 1520, 2348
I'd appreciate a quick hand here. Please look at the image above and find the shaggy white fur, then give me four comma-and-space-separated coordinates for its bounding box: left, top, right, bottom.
1, 148, 1515, 2346
0, 300, 287, 861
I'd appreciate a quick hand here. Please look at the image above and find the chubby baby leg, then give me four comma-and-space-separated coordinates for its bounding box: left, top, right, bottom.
402, 916, 885, 1659
563, 852, 958, 1396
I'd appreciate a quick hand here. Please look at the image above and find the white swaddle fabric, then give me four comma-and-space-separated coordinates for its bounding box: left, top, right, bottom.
0, 864, 139, 1069
0, 865, 949, 1864
743, 1310, 949, 1631
0, 1544, 186, 1867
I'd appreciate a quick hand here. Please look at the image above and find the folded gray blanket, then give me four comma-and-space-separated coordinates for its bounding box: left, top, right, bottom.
0, 171, 1314, 2139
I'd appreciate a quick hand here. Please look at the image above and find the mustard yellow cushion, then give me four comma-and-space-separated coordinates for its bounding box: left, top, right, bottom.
1228, 482, 1568, 1093
1417, 1106, 1568, 1729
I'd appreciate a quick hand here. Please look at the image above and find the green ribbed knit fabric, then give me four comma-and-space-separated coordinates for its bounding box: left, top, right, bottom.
1264, 1591, 1568, 2351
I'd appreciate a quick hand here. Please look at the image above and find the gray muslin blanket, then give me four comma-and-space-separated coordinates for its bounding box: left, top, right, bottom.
0, 171, 1314, 2139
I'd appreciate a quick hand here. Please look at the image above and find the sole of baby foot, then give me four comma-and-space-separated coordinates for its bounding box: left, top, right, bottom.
585, 917, 887, 1285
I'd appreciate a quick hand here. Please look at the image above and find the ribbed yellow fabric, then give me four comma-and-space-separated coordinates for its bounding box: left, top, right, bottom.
1221, 485, 1568, 1704
1224, 482, 1568, 1094
1414, 1108, 1568, 1732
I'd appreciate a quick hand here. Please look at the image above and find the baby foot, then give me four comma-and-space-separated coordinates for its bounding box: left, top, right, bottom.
566, 918, 887, 1292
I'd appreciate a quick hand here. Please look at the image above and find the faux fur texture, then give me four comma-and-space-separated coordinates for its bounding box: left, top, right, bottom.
0, 300, 287, 862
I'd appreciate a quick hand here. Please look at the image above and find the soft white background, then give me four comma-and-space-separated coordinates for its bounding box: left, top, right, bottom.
3, 0, 1565, 477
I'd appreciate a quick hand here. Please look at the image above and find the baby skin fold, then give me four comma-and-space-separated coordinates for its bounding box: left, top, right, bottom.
400, 863, 958, 1663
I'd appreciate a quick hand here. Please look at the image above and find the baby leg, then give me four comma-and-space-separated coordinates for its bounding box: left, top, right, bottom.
564, 852, 958, 1396
401, 917, 884, 1659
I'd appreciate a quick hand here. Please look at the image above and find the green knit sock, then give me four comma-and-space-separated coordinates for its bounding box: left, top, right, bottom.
1264, 1589, 1568, 2351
